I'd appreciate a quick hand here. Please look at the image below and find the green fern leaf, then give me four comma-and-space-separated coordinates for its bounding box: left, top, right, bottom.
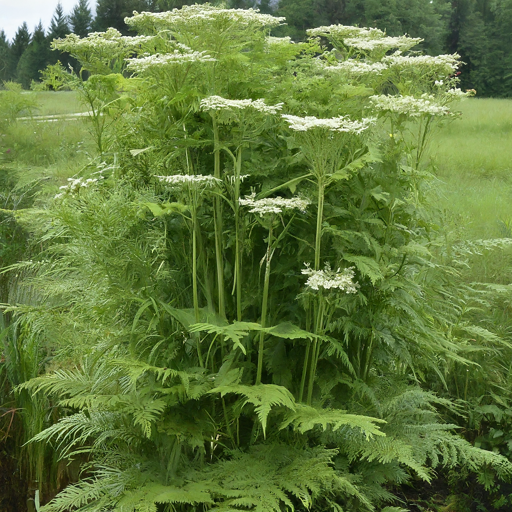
280, 404, 386, 439
210, 384, 296, 437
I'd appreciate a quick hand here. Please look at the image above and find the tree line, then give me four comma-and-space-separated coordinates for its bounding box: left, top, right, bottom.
1, 0, 512, 96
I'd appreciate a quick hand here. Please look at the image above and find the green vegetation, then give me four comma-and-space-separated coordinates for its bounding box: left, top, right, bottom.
4, 0, 512, 97
3, 6, 512, 512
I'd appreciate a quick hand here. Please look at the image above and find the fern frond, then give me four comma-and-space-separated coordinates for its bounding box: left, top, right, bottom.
280, 404, 385, 439
210, 384, 296, 437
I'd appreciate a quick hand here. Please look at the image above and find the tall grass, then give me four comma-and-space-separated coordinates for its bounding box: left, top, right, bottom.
32, 91, 84, 116
430, 98, 512, 240
430, 98, 512, 283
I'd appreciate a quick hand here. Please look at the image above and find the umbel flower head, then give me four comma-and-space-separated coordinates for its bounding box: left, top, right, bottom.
302, 263, 359, 293
369, 94, 451, 117
282, 114, 375, 134
383, 53, 461, 76
126, 5, 285, 32
156, 174, 221, 188
200, 95, 283, 115
343, 35, 422, 53
324, 60, 388, 76
55, 177, 99, 199
52, 28, 156, 53
239, 193, 309, 216
126, 48, 216, 72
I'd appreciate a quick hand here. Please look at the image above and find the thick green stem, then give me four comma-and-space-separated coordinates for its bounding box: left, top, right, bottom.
314, 178, 326, 271
192, 206, 204, 368
234, 148, 243, 321
307, 293, 325, 405
299, 343, 310, 403
212, 117, 226, 318
256, 223, 273, 385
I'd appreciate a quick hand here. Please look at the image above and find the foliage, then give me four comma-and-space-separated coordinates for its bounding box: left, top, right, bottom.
4, 6, 512, 512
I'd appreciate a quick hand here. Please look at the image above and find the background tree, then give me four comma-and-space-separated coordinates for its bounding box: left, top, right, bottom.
69, 0, 93, 37
47, 3, 71, 67
93, 0, 159, 33
16, 22, 51, 88
0, 31, 10, 82
7, 23, 31, 82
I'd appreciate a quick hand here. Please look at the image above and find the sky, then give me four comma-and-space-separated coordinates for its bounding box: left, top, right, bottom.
1, 0, 96, 41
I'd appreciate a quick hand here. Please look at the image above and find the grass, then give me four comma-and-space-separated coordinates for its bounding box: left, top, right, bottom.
1, 91, 94, 195
429, 98, 512, 240
428, 98, 512, 283
31, 91, 86, 116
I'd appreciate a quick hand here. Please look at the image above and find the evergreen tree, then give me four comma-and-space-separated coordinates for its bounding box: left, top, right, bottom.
47, 3, 71, 66
7, 23, 31, 82
48, 2, 70, 41
93, 0, 158, 34
17, 22, 51, 88
0, 30, 10, 82
70, 0, 93, 37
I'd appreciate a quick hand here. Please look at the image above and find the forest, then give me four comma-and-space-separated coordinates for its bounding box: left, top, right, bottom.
3, 0, 512, 96
3, 2, 512, 512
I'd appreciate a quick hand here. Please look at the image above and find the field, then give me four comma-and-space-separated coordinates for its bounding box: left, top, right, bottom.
429, 98, 512, 240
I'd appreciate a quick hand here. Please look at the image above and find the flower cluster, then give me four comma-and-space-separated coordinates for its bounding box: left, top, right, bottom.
444, 88, 476, 100
302, 263, 359, 293
52, 28, 156, 53
266, 36, 294, 46
383, 53, 460, 75
239, 193, 309, 216
126, 50, 216, 72
344, 35, 422, 53
307, 25, 385, 39
325, 60, 388, 76
200, 95, 283, 115
126, 5, 285, 31
282, 114, 375, 134
55, 177, 98, 199
369, 94, 451, 117
156, 174, 221, 188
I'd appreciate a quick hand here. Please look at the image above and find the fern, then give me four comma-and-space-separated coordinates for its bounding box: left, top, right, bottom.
280, 404, 386, 439
210, 384, 296, 437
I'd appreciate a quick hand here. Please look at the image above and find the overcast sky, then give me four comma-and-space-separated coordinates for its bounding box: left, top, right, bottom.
1, 0, 96, 41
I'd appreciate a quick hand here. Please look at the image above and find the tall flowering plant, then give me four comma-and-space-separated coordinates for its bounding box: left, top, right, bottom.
15, 7, 510, 512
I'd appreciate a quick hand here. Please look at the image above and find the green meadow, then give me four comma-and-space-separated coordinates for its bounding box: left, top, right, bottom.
430, 98, 512, 240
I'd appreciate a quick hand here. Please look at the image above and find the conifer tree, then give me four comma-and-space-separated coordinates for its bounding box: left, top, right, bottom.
0, 30, 10, 82
17, 22, 50, 88
47, 3, 71, 66
93, 0, 158, 34
70, 0, 93, 37
7, 23, 31, 82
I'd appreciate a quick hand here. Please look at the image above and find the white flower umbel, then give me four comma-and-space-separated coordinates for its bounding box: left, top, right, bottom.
126, 5, 285, 31
282, 114, 375, 134
383, 53, 460, 76
325, 60, 388, 76
55, 177, 99, 199
344, 35, 422, 53
156, 174, 221, 188
302, 263, 359, 293
307, 25, 385, 39
369, 94, 451, 117
444, 88, 476, 100
126, 50, 216, 72
52, 28, 156, 53
239, 193, 309, 216
200, 95, 283, 115
266, 36, 294, 45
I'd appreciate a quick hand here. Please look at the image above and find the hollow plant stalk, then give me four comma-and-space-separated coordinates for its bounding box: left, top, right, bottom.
191, 194, 204, 368
212, 115, 226, 318
255, 221, 274, 385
